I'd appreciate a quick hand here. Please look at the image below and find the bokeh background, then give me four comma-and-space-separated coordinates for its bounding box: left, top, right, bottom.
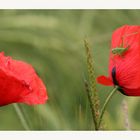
0, 10, 140, 130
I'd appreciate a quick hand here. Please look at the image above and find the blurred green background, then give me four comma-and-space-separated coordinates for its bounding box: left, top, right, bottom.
0, 10, 140, 130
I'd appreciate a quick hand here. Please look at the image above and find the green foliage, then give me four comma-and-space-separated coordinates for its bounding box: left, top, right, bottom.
0, 10, 140, 130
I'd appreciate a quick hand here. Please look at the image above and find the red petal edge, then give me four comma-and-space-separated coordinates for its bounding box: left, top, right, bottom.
97, 76, 113, 86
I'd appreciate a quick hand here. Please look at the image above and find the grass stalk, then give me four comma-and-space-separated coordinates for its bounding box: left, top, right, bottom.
13, 103, 30, 130
122, 99, 131, 130
84, 39, 100, 130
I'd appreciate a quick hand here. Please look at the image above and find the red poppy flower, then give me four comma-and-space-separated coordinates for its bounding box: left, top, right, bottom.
97, 25, 140, 96
0, 52, 48, 106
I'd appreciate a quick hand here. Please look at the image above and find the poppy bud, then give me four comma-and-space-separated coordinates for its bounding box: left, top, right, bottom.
0, 52, 48, 106
97, 25, 140, 96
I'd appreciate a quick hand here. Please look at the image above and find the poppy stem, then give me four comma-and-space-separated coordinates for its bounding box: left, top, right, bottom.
13, 104, 30, 130
98, 86, 118, 129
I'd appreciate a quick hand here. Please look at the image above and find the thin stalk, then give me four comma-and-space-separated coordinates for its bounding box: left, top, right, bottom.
122, 99, 131, 130
13, 103, 30, 130
84, 80, 98, 130
84, 39, 100, 130
98, 86, 118, 129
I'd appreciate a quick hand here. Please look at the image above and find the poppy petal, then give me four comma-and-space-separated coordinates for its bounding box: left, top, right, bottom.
0, 52, 48, 106
97, 75, 113, 86
108, 25, 140, 96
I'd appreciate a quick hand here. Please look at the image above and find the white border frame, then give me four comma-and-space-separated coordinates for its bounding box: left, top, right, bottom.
0, 131, 140, 140
0, 0, 139, 9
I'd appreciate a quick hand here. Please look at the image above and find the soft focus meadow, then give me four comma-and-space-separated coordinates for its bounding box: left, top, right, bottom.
0, 10, 140, 130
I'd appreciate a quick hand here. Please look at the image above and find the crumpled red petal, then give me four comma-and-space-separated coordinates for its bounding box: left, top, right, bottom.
0, 52, 48, 106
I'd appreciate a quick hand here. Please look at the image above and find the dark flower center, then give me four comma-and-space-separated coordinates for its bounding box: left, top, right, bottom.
112, 67, 127, 95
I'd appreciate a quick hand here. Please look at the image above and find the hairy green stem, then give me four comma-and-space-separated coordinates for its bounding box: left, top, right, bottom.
98, 86, 118, 129
13, 104, 30, 130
